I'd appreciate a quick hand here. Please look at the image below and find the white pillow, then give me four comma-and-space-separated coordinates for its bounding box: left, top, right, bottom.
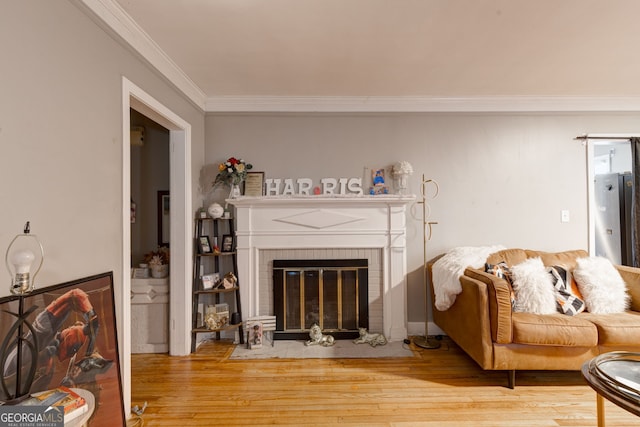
511, 257, 557, 314
573, 256, 630, 314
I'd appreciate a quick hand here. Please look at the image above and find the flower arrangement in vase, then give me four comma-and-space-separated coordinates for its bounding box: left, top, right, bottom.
213, 157, 253, 198
392, 161, 414, 195
144, 246, 170, 278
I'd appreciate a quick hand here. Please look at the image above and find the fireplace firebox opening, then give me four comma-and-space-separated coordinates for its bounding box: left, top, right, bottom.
273, 259, 369, 340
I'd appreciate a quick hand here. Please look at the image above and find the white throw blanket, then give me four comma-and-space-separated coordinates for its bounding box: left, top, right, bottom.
432, 245, 505, 311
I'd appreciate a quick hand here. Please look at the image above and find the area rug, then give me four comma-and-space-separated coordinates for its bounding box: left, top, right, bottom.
230, 339, 416, 360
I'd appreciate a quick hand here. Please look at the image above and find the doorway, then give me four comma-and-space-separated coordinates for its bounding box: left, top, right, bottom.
130, 109, 170, 353
121, 77, 193, 415
585, 135, 634, 264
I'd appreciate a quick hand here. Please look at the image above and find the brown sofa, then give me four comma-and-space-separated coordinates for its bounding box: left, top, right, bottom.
429, 248, 640, 388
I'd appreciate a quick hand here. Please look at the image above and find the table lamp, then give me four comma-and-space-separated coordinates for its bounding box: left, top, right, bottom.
5, 222, 44, 295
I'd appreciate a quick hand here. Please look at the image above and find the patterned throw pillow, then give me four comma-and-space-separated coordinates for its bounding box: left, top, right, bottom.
485, 262, 516, 310
548, 265, 585, 315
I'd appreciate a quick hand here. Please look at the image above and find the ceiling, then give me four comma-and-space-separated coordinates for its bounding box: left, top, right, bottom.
93, 0, 640, 111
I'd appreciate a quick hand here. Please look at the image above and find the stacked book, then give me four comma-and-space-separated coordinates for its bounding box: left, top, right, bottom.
18, 386, 89, 424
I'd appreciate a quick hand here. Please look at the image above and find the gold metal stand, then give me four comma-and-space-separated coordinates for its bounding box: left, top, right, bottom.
413, 174, 441, 350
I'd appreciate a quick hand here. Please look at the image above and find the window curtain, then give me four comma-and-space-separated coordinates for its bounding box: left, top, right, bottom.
631, 138, 640, 267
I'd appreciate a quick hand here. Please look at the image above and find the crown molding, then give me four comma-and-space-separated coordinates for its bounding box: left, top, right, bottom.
71, 1, 640, 114
73, 0, 207, 110
204, 96, 640, 113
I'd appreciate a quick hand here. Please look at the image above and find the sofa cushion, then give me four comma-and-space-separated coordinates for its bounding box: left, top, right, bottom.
512, 312, 598, 347
486, 262, 512, 283
573, 256, 630, 314
581, 312, 640, 346
527, 249, 589, 269
548, 265, 586, 316
511, 258, 557, 315
486, 248, 528, 267
486, 249, 589, 269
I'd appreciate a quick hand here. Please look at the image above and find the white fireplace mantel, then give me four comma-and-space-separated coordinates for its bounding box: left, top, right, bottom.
227, 195, 416, 341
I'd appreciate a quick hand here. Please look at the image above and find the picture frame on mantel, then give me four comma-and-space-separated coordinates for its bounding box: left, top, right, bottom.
244, 171, 265, 196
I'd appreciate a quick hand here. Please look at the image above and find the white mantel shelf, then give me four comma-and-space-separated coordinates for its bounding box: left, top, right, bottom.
226, 194, 416, 206
226, 194, 416, 342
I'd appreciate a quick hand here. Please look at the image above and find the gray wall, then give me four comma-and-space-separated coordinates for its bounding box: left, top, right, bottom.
0, 2, 206, 411
0, 0, 204, 293
205, 112, 640, 322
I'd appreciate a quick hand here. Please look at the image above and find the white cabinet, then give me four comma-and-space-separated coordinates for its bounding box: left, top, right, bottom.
131, 277, 169, 353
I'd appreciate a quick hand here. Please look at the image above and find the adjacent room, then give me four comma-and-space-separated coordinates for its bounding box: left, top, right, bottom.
2, 1, 640, 426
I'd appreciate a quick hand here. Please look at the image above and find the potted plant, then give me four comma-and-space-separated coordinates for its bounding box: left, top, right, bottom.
144, 246, 170, 278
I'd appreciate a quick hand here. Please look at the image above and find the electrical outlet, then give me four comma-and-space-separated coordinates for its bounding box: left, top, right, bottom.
561, 210, 570, 223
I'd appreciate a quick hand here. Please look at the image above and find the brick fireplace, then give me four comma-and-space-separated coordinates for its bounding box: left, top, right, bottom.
227, 195, 415, 342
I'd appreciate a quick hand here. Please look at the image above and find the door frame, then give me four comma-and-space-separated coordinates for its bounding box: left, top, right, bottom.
121, 77, 193, 415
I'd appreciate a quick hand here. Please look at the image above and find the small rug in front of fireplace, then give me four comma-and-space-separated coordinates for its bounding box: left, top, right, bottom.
230, 339, 416, 360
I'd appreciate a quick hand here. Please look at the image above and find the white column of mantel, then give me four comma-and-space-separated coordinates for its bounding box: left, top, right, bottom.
233, 203, 257, 320
384, 205, 411, 341
228, 195, 416, 340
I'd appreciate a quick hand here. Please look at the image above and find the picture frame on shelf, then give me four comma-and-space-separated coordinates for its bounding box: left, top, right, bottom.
198, 236, 213, 254
244, 171, 265, 196
157, 190, 170, 247
247, 320, 263, 349
221, 235, 234, 252
201, 273, 219, 290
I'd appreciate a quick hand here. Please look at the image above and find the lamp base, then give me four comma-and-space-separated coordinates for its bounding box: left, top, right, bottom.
412, 336, 441, 350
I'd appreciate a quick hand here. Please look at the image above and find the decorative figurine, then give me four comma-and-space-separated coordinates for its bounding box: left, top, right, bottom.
304, 324, 335, 347
207, 203, 224, 219
219, 272, 237, 289
353, 328, 388, 347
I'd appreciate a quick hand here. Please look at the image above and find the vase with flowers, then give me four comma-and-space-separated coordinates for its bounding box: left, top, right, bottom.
213, 157, 253, 199
144, 246, 170, 278
392, 161, 414, 195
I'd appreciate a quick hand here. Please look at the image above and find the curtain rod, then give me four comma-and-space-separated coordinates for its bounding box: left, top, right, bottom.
575, 134, 640, 140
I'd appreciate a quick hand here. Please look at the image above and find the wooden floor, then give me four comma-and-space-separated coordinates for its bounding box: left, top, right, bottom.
130, 337, 638, 426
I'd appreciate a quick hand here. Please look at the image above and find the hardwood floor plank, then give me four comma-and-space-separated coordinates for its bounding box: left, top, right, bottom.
131, 338, 639, 426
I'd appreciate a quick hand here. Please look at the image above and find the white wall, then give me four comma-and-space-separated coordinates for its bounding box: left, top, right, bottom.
0, 0, 205, 415
205, 112, 640, 322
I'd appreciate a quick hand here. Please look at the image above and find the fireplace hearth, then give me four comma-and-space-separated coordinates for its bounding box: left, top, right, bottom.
273, 259, 368, 340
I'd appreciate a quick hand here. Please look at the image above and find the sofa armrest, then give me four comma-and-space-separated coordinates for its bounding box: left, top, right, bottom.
615, 265, 640, 312
464, 268, 513, 344
428, 268, 494, 369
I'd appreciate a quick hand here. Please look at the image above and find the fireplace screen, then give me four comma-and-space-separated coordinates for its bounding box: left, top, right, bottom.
273, 259, 368, 339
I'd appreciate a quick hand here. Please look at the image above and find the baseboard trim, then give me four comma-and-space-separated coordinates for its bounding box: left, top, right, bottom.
407, 321, 445, 338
